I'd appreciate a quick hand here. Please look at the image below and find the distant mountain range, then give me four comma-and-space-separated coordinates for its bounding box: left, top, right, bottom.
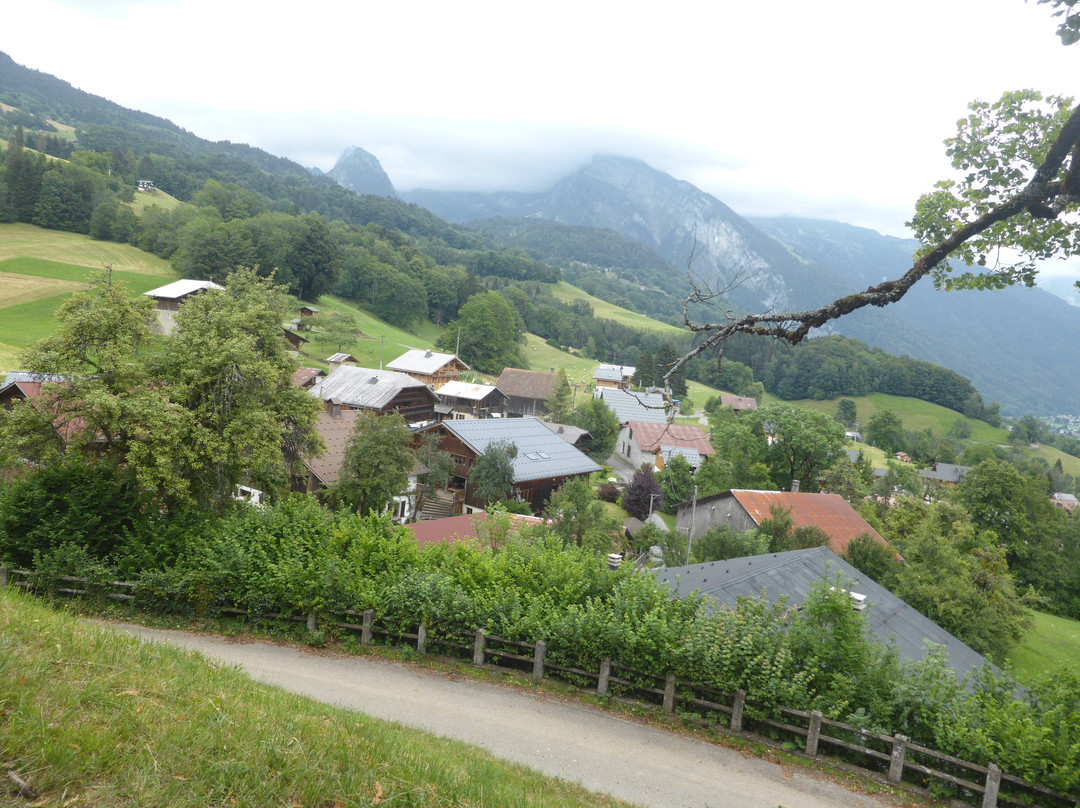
393, 155, 1080, 416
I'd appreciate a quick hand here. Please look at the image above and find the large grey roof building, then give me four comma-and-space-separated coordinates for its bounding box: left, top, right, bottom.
654, 546, 994, 682
440, 417, 601, 483
594, 387, 667, 425
308, 366, 437, 422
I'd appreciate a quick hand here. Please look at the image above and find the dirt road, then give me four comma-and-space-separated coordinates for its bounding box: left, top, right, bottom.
105, 621, 896, 808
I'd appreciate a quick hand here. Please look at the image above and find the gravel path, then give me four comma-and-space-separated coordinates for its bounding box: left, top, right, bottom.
104, 621, 897, 808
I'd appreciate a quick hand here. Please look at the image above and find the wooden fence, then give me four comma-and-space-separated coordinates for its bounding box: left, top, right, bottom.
4, 566, 1074, 808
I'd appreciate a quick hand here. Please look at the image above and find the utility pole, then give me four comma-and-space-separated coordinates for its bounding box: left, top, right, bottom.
379, 335, 384, 370
684, 485, 698, 565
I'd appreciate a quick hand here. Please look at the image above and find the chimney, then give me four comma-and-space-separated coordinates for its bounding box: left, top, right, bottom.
791, 479, 800, 493
425, 350, 433, 358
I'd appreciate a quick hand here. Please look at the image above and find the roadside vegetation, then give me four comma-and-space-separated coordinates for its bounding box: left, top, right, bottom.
0, 587, 631, 808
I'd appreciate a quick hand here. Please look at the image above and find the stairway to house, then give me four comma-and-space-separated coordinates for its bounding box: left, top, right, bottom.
418, 490, 455, 521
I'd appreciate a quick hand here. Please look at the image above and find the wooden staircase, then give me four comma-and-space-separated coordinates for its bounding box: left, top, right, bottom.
418, 489, 456, 521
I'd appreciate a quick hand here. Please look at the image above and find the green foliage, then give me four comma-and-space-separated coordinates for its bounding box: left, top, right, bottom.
470, 439, 518, 505
621, 467, 663, 521
328, 411, 414, 516
436, 291, 524, 374
571, 397, 620, 458
841, 532, 902, 584
689, 525, 768, 564
545, 477, 623, 554
835, 398, 858, 426
909, 90, 1080, 291
657, 455, 695, 514
546, 369, 574, 423
866, 409, 906, 454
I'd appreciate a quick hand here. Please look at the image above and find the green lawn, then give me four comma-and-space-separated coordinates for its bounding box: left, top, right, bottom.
0, 222, 174, 275
1009, 610, 1080, 681
0, 588, 632, 808
546, 282, 685, 335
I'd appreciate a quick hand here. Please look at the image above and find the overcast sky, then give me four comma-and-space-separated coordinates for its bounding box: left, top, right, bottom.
2, 0, 1076, 242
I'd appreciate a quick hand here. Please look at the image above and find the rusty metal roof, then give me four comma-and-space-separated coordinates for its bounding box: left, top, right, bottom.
728, 489, 887, 555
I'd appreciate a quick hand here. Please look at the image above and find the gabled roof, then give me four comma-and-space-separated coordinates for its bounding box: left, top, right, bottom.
387, 349, 468, 375
406, 512, 544, 547
494, 368, 558, 401
0, 378, 88, 441
720, 394, 758, 411
627, 421, 714, 456
302, 410, 362, 486
540, 421, 592, 445
594, 364, 635, 382
595, 388, 667, 425
653, 547, 994, 682
291, 367, 326, 388
919, 462, 970, 484
3, 371, 65, 386
686, 489, 888, 556
142, 279, 223, 300
437, 380, 506, 403
440, 417, 601, 483
308, 366, 434, 411
660, 446, 703, 468
325, 353, 357, 364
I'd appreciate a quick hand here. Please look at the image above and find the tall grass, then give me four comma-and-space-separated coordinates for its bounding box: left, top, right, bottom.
0, 588, 629, 808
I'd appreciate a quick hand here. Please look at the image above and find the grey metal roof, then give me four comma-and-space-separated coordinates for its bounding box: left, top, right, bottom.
308, 366, 430, 410
441, 417, 601, 483
919, 463, 970, 483
437, 381, 504, 402
594, 364, 635, 382
660, 446, 703, 468
142, 279, 222, 299
653, 547, 994, 682
387, 349, 467, 375
595, 388, 667, 424
3, 371, 65, 385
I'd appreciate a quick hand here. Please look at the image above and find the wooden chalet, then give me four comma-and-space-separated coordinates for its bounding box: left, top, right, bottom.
308, 366, 437, 423
435, 380, 509, 420
494, 368, 558, 417
142, 279, 223, 336
387, 349, 468, 390
417, 417, 601, 514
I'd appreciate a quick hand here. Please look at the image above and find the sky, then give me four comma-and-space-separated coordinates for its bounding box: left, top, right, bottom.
2, 0, 1076, 245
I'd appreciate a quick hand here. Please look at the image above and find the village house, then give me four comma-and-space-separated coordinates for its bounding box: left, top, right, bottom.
655, 547, 993, 683
325, 353, 358, 373
291, 367, 326, 388
494, 368, 559, 418
299, 305, 320, 317
387, 349, 468, 390
297, 408, 427, 522
307, 366, 437, 423
418, 417, 601, 514
675, 489, 892, 556
593, 364, 635, 390
719, 394, 758, 413
617, 420, 715, 471
594, 387, 667, 425
142, 279, 223, 335
435, 380, 509, 420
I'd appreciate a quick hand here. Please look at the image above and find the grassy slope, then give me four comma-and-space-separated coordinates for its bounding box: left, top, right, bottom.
129, 188, 183, 213
1009, 611, 1080, 680
0, 226, 177, 373
0, 589, 629, 808
547, 282, 685, 335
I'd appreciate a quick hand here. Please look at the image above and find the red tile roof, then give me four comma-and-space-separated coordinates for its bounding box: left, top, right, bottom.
627, 421, 714, 455
729, 490, 888, 555
405, 512, 544, 548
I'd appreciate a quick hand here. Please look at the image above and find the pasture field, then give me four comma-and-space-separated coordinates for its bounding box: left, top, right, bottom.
301, 295, 441, 371
0, 588, 628, 808
0, 223, 174, 275
547, 281, 685, 335
129, 187, 184, 213
1009, 610, 1080, 681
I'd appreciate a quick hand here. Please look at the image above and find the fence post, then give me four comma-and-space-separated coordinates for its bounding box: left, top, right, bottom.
662, 673, 677, 715
730, 690, 746, 732
888, 734, 908, 785
361, 609, 373, 645
805, 710, 823, 757
0, 566, 8, 590
472, 629, 486, 667
306, 613, 317, 634
416, 623, 427, 655
532, 640, 546, 679
597, 658, 612, 695
981, 763, 1001, 808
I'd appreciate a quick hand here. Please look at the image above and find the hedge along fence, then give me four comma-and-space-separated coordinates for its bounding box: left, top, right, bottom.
5, 566, 1073, 808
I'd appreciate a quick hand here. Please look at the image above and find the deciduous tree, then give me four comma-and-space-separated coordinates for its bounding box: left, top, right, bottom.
328, 411, 413, 516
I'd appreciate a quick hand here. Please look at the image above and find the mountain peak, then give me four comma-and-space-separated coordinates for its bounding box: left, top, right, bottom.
327, 146, 398, 199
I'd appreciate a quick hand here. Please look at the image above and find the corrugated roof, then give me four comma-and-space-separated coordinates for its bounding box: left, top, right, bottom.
437, 381, 504, 402
660, 446, 703, 468
441, 417, 601, 483
143, 279, 222, 299
387, 349, 468, 375
308, 366, 432, 411
653, 547, 994, 682
3, 371, 65, 385
720, 394, 758, 411
595, 388, 667, 425
729, 490, 887, 555
628, 421, 714, 455
540, 421, 591, 445
594, 364, 635, 382
494, 368, 558, 400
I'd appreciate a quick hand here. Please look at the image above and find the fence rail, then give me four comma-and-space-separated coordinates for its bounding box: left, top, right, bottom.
5, 565, 1074, 808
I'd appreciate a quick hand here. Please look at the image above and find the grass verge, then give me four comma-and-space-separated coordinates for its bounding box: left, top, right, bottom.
1009, 610, 1080, 681
0, 588, 632, 808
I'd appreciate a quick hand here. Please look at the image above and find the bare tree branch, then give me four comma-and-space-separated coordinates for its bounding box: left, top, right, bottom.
665, 102, 1080, 386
